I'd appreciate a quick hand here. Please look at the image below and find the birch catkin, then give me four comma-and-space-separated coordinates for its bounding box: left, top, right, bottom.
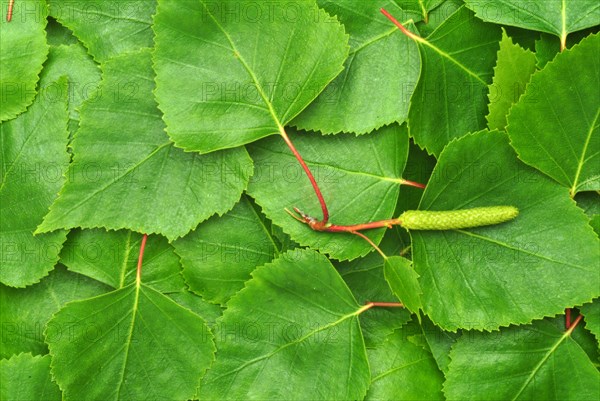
399, 206, 519, 230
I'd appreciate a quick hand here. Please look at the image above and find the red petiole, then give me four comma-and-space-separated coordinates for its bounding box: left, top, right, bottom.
366, 302, 404, 308
279, 127, 329, 224
7, 0, 14, 22
566, 314, 583, 334
136, 234, 148, 284
286, 206, 402, 234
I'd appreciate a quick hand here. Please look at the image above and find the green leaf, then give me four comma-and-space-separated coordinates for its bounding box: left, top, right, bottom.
0, 77, 69, 287
535, 32, 562, 68
291, 1, 421, 134
464, 0, 600, 42
60, 229, 185, 293
40, 44, 101, 137
487, 29, 537, 131
337, 233, 412, 347
0, 354, 61, 401
384, 256, 423, 314
575, 191, 600, 217
396, 139, 437, 215
420, 316, 459, 374
37, 49, 252, 240
581, 299, 600, 345
408, 6, 502, 156
46, 17, 78, 47
0, 0, 49, 121
411, 130, 600, 331
507, 33, 600, 195
415, 0, 464, 37
153, 0, 349, 153
47, 282, 215, 401
569, 311, 600, 362
0, 265, 109, 359
444, 318, 600, 401
366, 324, 444, 401
404, 0, 446, 23
174, 195, 279, 305
503, 25, 539, 51
48, 0, 156, 63
168, 291, 223, 329
590, 215, 600, 236
199, 249, 370, 400
534, 29, 598, 69
247, 124, 409, 260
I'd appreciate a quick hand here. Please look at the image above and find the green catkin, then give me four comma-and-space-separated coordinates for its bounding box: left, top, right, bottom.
399, 206, 519, 230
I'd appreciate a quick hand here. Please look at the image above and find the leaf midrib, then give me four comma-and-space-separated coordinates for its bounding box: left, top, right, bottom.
456, 230, 591, 271
206, 307, 364, 383
371, 357, 432, 383
0, 105, 53, 194
511, 327, 574, 400
199, 0, 285, 134
38, 142, 171, 226
115, 283, 141, 400
254, 146, 403, 184
415, 7, 493, 86
571, 108, 600, 195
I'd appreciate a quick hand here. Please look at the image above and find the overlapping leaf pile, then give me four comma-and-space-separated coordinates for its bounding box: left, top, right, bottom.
1, 1, 599, 400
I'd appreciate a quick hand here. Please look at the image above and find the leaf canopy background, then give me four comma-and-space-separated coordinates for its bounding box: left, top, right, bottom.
1, 0, 598, 400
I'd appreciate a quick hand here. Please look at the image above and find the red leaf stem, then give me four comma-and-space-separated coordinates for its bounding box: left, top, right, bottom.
136, 234, 148, 284
7, 0, 14, 22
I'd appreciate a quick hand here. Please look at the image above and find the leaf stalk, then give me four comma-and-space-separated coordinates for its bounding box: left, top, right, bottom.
136, 234, 148, 285
7, 0, 14, 21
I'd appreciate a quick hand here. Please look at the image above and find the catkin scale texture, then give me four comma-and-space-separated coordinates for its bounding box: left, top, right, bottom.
399, 206, 519, 230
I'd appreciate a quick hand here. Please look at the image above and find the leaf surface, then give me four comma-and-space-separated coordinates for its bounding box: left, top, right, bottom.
384, 256, 423, 314
174, 195, 279, 305
366, 324, 444, 401
292, 0, 421, 134
408, 6, 501, 155
575, 192, 600, 217
444, 318, 600, 400
405, 0, 446, 23
0, 77, 69, 287
420, 316, 459, 374
247, 124, 409, 260
411, 130, 600, 330
40, 44, 101, 136
46, 17, 78, 46
415, 0, 463, 37
47, 282, 215, 401
60, 229, 185, 292
507, 33, 600, 195
0, 265, 109, 358
0, 0, 49, 121
37, 50, 252, 240
153, 0, 349, 153
168, 291, 223, 329
590, 214, 600, 235
337, 233, 412, 347
199, 249, 370, 400
464, 0, 600, 39
48, 0, 156, 62
487, 29, 537, 131
0, 354, 61, 401
581, 299, 600, 345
